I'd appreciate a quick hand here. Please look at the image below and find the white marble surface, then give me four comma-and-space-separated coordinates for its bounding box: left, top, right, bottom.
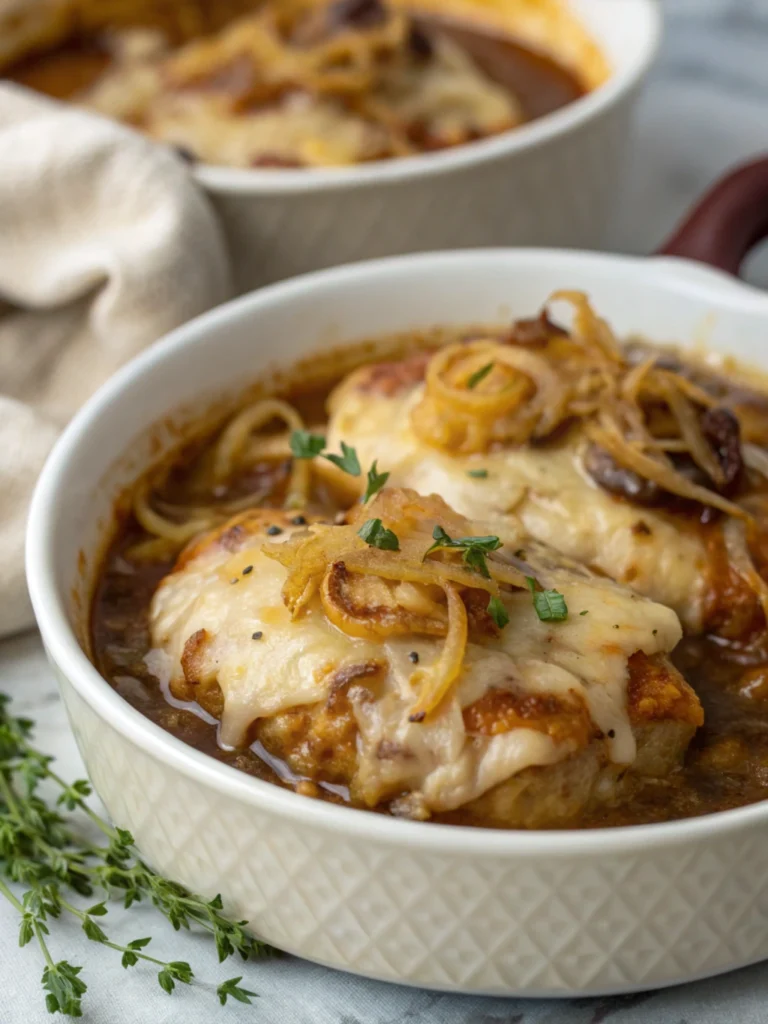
5, 1, 768, 1020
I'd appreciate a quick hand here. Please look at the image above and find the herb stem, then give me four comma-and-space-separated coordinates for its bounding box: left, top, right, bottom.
0, 691, 273, 1016
0, 873, 24, 912
38, 762, 119, 841
0, 768, 21, 816
34, 922, 56, 969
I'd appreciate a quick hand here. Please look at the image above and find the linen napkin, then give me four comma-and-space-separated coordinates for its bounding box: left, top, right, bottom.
0, 83, 232, 638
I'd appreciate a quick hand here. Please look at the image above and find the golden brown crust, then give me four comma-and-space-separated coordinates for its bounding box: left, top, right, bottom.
254, 660, 385, 783
626, 651, 703, 728
180, 627, 210, 684
175, 508, 321, 569
700, 524, 762, 641
344, 353, 431, 397
462, 685, 593, 748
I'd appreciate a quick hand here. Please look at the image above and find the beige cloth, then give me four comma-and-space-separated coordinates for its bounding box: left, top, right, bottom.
0, 84, 232, 637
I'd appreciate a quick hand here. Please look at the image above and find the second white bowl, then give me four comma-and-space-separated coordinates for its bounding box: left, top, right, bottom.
196, 0, 659, 292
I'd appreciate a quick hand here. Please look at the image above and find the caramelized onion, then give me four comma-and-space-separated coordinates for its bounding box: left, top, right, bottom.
133, 479, 213, 545
212, 398, 309, 508
408, 583, 468, 721
743, 443, 768, 480
321, 561, 448, 638
548, 290, 623, 364
412, 339, 567, 452
264, 487, 523, 717
585, 415, 747, 519
723, 517, 768, 627
658, 377, 724, 488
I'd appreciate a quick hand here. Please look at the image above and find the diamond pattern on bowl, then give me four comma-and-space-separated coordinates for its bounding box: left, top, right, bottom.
55, 666, 768, 996
210, 103, 633, 295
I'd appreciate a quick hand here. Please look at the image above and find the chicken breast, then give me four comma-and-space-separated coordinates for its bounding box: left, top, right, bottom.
325, 326, 768, 637
147, 491, 701, 825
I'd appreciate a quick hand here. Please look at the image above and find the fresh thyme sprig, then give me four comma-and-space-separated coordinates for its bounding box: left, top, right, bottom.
0, 692, 274, 1017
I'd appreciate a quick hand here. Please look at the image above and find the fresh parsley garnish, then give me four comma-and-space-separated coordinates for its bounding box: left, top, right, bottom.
289, 430, 326, 459
362, 460, 389, 503
487, 595, 510, 630
579, 610, 589, 616
466, 468, 488, 479
466, 362, 494, 389
289, 431, 361, 478
358, 518, 400, 550
0, 692, 273, 1018
525, 576, 568, 622
424, 525, 502, 579
324, 441, 361, 477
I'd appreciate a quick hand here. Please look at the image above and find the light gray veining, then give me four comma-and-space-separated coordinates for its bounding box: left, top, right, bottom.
4, 2, 768, 1020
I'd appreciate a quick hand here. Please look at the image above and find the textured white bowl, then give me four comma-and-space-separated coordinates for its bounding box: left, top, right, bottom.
26, 245, 768, 997
195, 0, 659, 292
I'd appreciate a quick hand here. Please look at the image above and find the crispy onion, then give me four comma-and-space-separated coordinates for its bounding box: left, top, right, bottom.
743, 443, 768, 480
410, 290, 763, 533
585, 414, 746, 519
656, 375, 724, 488
548, 290, 623, 364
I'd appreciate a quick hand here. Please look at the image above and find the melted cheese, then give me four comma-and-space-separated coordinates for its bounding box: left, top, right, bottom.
80, 28, 519, 168
327, 382, 711, 631
149, 516, 681, 814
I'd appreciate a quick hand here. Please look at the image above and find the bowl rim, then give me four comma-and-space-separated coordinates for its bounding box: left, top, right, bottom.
27, 245, 768, 858
192, 0, 660, 196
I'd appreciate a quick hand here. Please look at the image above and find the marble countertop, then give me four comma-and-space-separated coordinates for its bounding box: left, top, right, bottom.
5, 1, 768, 1021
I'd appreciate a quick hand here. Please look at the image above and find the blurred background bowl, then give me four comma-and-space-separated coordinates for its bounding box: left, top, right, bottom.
194, 0, 660, 292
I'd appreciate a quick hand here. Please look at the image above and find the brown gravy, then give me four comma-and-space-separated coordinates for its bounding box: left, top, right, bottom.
89, 373, 768, 830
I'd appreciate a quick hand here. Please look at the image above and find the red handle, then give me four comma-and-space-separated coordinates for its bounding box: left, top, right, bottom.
658, 156, 768, 276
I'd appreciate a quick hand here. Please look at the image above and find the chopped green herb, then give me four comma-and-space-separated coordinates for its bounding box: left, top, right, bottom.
487, 595, 510, 630
324, 441, 361, 477
466, 468, 489, 479
579, 610, 588, 616
289, 430, 326, 459
358, 518, 400, 551
424, 525, 502, 579
525, 576, 568, 622
466, 362, 494, 389
362, 460, 389, 503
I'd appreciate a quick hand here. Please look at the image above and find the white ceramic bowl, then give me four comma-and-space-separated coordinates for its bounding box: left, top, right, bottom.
196, 0, 659, 292
27, 162, 768, 998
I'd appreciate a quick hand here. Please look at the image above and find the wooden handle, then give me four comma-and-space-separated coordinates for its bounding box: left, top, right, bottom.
658, 156, 768, 276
